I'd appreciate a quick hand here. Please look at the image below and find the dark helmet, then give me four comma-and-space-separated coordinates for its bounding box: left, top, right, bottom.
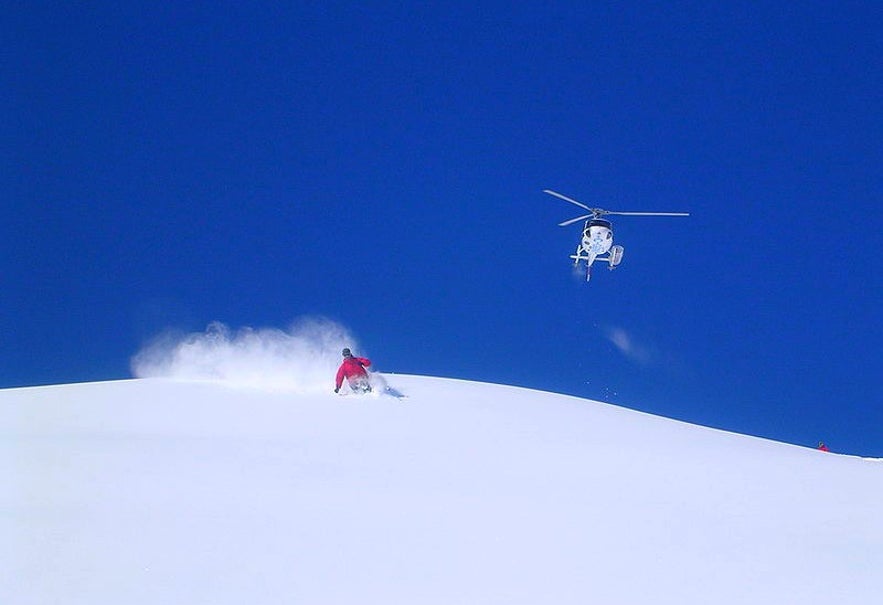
342, 348, 352, 357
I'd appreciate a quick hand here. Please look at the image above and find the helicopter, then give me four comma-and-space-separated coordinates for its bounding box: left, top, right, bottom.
543, 189, 689, 281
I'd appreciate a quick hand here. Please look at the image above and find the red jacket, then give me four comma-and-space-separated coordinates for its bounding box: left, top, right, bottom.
336, 356, 371, 390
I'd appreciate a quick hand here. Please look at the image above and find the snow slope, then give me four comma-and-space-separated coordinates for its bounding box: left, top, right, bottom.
2, 375, 881, 604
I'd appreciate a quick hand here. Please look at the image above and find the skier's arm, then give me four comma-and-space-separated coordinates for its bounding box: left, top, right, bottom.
335, 366, 346, 390
357, 357, 371, 368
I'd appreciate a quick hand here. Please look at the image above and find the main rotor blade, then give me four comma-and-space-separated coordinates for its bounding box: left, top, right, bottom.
543, 189, 591, 211
558, 214, 592, 227
606, 211, 690, 217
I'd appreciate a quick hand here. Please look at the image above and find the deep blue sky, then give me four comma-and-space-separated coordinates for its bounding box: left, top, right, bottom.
4, 2, 880, 454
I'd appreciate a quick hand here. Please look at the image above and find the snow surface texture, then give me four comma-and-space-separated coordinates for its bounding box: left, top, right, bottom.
2, 375, 881, 604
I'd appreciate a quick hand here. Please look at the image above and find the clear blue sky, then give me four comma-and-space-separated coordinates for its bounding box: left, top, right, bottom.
4, 2, 880, 454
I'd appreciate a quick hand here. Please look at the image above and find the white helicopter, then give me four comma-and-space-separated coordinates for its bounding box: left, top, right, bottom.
544, 189, 689, 281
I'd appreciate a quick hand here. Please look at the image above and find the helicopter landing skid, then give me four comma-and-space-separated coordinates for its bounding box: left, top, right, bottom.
570, 248, 623, 281
570, 253, 593, 281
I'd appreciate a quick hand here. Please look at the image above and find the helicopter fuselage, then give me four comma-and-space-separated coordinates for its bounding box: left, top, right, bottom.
580, 219, 613, 257
570, 219, 623, 281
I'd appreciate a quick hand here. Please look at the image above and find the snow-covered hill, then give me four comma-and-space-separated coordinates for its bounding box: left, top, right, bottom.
2, 375, 881, 604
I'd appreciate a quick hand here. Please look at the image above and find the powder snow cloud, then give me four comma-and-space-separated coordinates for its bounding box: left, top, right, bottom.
131, 317, 361, 392
602, 325, 653, 365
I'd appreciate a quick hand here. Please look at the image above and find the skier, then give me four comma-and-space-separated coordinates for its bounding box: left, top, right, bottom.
817, 441, 829, 452
334, 348, 372, 394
